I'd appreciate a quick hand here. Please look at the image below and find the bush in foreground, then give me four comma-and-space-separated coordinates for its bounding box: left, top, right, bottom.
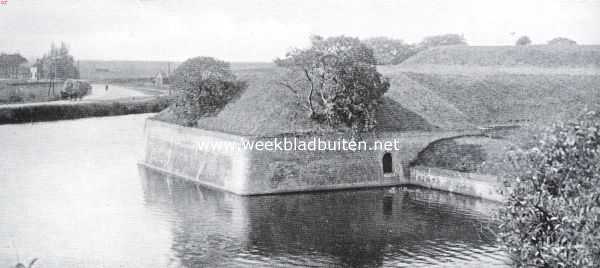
499, 111, 600, 267
170, 57, 246, 126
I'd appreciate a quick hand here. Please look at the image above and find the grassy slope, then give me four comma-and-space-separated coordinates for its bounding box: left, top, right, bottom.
397, 45, 600, 173
403, 70, 600, 125
158, 67, 439, 136
378, 67, 473, 130
403, 45, 600, 67
192, 68, 325, 136
388, 45, 600, 126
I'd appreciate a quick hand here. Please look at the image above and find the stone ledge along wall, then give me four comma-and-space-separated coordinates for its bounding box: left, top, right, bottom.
409, 166, 504, 202
142, 118, 483, 195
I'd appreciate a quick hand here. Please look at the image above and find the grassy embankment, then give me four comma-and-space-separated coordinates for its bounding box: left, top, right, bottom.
154, 47, 600, 174
389, 45, 600, 174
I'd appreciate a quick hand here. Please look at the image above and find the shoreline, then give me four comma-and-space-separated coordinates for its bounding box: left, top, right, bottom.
0, 96, 172, 124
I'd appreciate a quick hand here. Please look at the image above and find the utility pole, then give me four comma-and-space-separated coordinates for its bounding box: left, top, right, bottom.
47, 56, 57, 97
167, 62, 172, 95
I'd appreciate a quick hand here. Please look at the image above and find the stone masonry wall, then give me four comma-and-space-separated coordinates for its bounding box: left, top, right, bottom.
142, 119, 483, 196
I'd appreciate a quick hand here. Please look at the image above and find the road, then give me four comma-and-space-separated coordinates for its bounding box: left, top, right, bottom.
84, 83, 149, 100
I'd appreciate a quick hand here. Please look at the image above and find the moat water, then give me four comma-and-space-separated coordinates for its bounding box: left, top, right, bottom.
0, 114, 508, 267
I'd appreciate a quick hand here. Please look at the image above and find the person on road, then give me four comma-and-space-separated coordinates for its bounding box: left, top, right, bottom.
105, 84, 109, 91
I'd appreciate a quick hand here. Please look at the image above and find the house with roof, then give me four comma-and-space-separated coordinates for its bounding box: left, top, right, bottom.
141, 67, 481, 195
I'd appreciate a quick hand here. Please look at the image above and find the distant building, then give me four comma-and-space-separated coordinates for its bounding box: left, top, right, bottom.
153, 71, 169, 87
30, 66, 38, 81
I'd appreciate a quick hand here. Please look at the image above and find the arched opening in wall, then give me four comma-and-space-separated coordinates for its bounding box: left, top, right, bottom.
382, 153, 393, 174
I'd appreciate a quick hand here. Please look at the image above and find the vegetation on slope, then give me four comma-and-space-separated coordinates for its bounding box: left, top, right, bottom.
168, 57, 247, 126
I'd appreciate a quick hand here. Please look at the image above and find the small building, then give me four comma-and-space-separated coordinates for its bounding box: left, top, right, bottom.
153, 71, 169, 87
30, 66, 38, 81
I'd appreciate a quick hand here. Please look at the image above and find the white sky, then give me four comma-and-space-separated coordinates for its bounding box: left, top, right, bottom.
1, 0, 599, 61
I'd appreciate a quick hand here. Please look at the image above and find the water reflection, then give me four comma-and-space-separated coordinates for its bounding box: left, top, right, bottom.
140, 167, 507, 267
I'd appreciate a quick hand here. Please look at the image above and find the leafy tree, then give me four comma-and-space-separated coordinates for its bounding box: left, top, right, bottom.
516, 36, 532, 46
499, 111, 600, 267
171, 56, 246, 126
275, 35, 390, 131
0, 53, 27, 79
419, 33, 467, 49
548, 37, 577, 46
363, 37, 418, 65
39, 42, 79, 79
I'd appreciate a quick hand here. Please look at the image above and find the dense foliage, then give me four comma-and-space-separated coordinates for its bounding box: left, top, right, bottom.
548, 37, 577, 46
171, 56, 246, 126
499, 111, 600, 267
0, 97, 171, 124
419, 33, 467, 49
35, 42, 80, 80
275, 35, 390, 131
363, 37, 418, 65
516, 36, 532, 46
0, 53, 28, 79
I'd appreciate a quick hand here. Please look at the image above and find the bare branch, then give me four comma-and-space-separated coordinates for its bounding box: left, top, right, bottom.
276, 81, 298, 94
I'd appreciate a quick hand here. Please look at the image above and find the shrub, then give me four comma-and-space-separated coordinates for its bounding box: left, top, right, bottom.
275, 35, 390, 131
419, 33, 467, 49
170, 57, 246, 126
0, 97, 171, 124
516, 36, 532, 46
498, 111, 600, 267
548, 37, 577, 46
61, 79, 91, 100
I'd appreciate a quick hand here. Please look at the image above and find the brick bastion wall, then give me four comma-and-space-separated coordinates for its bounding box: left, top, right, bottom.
140, 118, 500, 200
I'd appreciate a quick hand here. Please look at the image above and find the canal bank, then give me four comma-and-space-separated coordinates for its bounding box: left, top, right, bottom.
0, 96, 171, 124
